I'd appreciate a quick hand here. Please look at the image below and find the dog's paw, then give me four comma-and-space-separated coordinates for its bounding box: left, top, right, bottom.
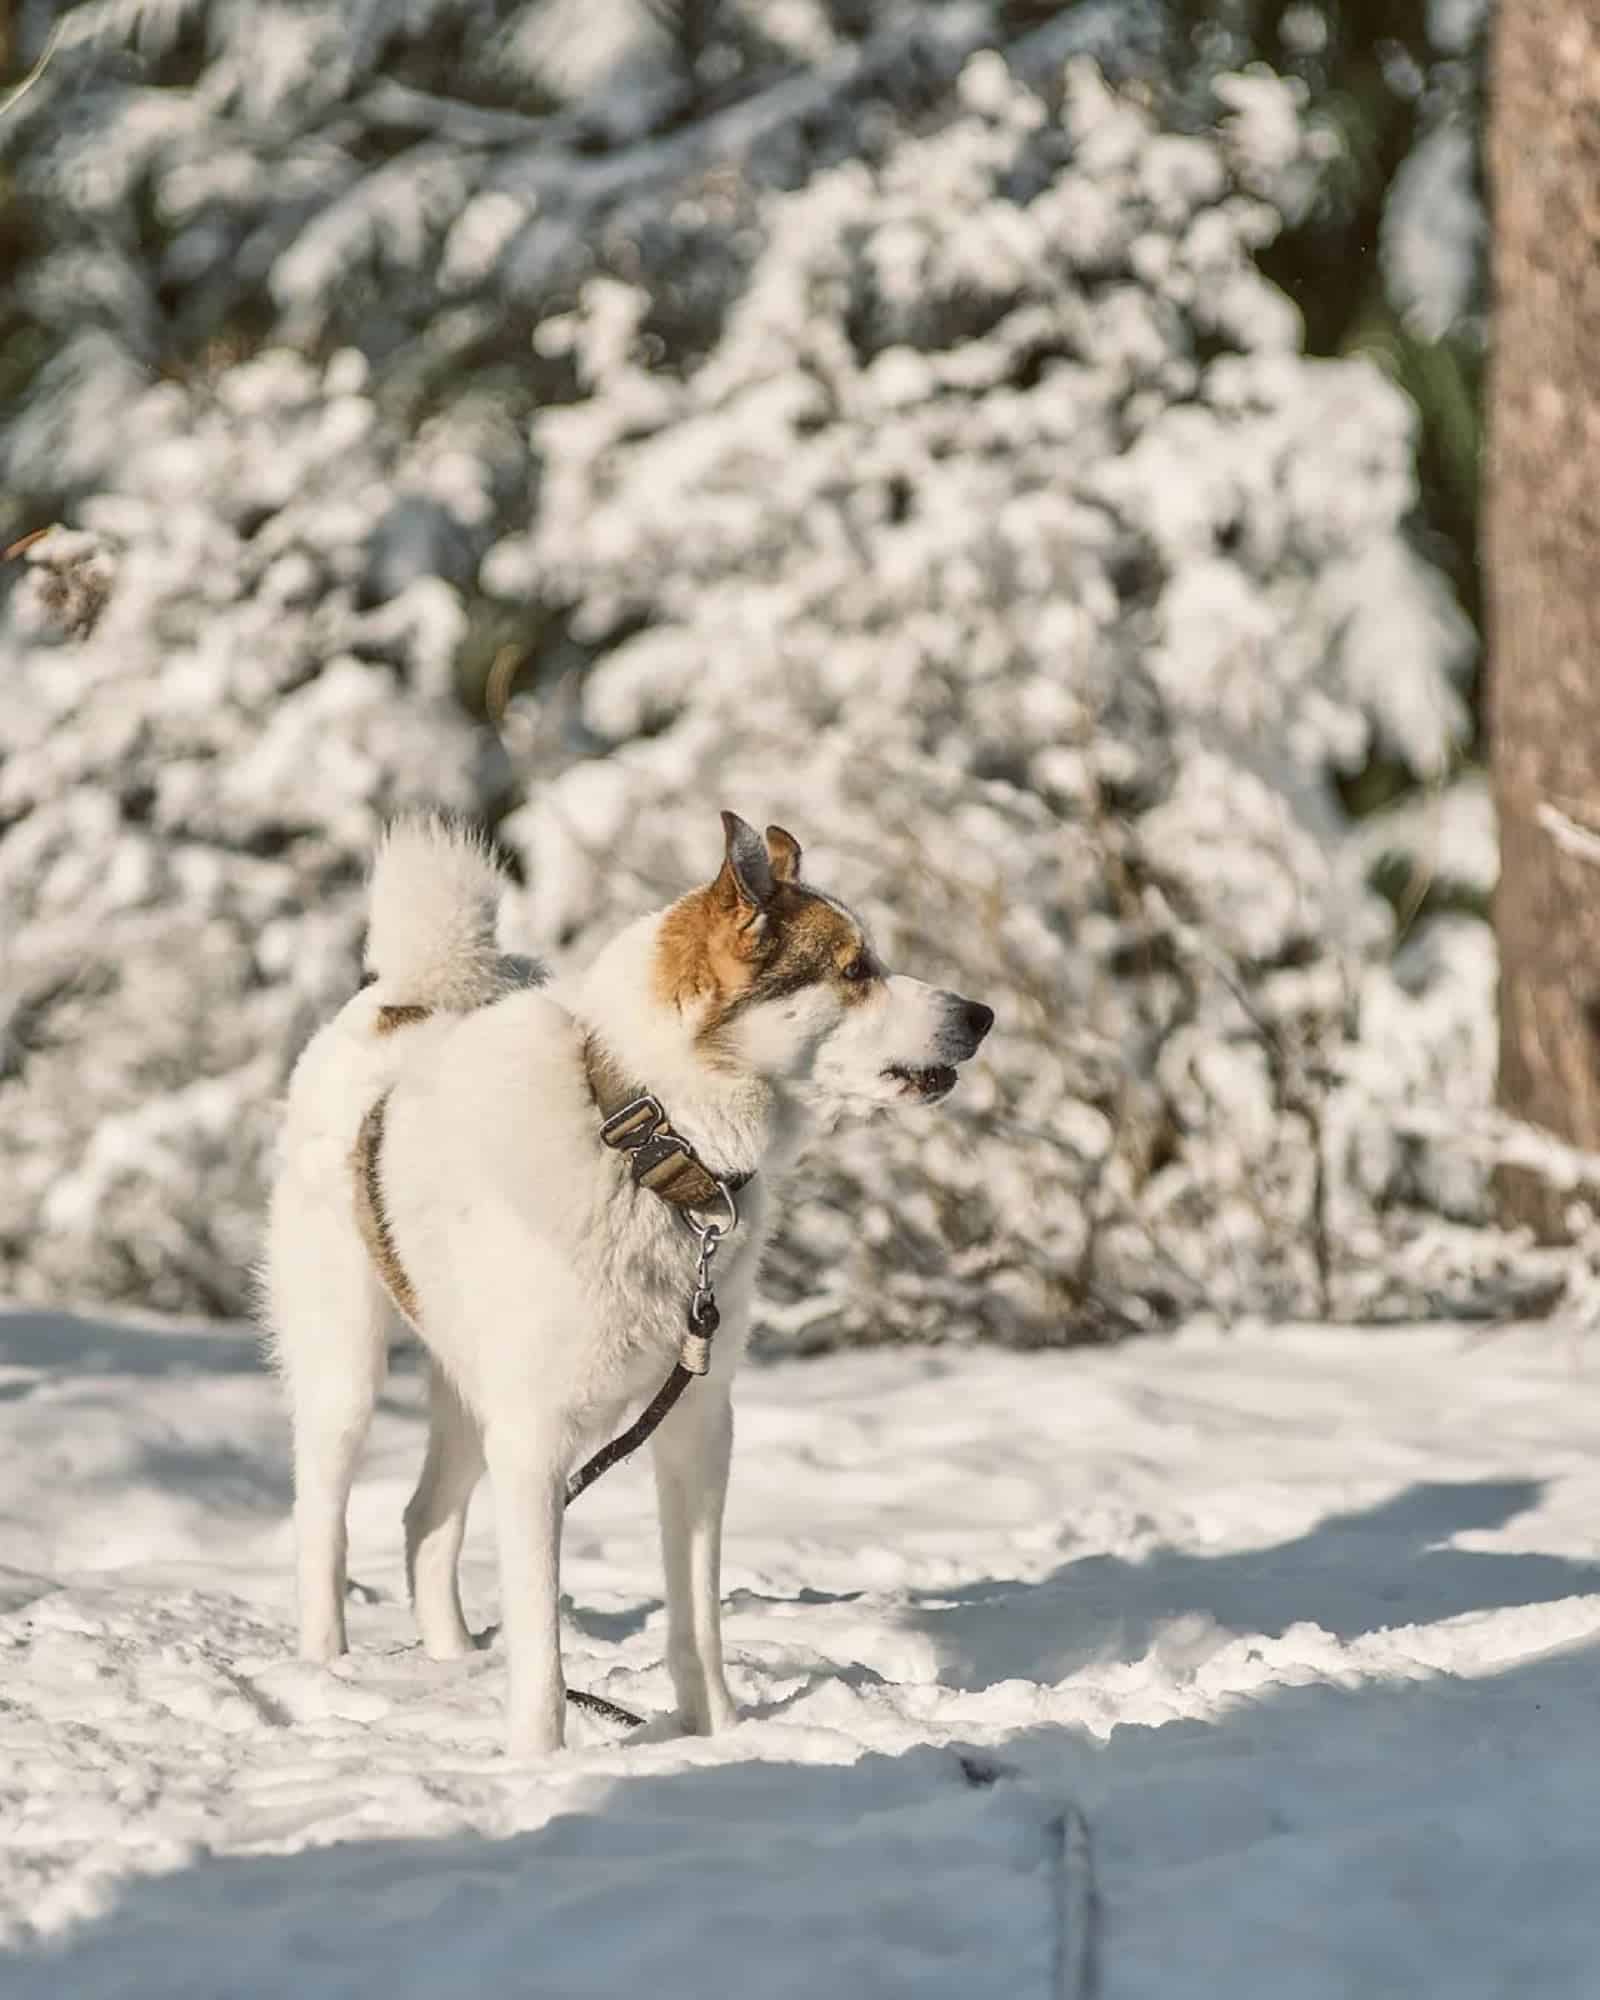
505, 1691, 567, 1759
679, 1690, 738, 1737
416, 1621, 476, 1661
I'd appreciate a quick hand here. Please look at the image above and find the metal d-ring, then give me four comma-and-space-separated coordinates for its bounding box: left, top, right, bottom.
684, 1175, 740, 1254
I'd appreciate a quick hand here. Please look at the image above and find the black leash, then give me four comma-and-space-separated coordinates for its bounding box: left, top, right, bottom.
556, 1366, 693, 1731
565, 1687, 652, 1729
565, 1364, 695, 1509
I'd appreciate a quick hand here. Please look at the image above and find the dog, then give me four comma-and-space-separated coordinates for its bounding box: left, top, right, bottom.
263, 810, 993, 1755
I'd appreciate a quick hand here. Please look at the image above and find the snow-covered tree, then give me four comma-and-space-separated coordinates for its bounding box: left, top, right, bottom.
0, 352, 504, 1307
485, 53, 1513, 1345
2, 7, 1545, 1339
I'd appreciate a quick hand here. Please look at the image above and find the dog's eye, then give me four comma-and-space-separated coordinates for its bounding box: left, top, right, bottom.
841, 956, 871, 983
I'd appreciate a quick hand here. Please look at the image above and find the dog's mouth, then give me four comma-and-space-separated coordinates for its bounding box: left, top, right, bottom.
884, 1062, 959, 1103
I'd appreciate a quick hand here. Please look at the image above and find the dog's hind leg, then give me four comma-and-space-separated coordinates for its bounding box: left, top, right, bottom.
292, 1297, 388, 1661
404, 1362, 485, 1659
652, 1377, 736, 1736
268, 1197, 391, 1662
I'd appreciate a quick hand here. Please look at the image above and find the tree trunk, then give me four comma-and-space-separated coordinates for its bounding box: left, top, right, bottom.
1485, 0, 1600, 1237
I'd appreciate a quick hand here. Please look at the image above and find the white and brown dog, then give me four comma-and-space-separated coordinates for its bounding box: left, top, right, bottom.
263, 811, 993, 1755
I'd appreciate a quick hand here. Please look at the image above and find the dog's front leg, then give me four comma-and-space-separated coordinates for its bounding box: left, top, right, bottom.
485, 1418, 566, 1756
652, 1377, 736, 1735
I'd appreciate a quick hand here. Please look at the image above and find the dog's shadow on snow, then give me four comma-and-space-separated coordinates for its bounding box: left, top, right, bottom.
886, 1476, 1600, 1692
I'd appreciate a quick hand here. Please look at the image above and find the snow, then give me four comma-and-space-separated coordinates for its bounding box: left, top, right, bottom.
1381, 118, 1484, 343
5, 1305, 1600, 1994
1428, 0, 1491, 57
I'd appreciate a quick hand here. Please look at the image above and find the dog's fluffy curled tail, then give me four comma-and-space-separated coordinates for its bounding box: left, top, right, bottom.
365, 816, 514, 1011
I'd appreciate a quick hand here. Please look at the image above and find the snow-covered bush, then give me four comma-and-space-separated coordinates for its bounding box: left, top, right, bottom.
0, 0, 995, 553
487, 54, 1503, 1345
0, 17, 1528, 1339
0, 350, 504, 1308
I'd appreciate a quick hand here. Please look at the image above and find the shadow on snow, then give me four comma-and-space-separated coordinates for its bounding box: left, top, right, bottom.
4, 1477, 1598, 1996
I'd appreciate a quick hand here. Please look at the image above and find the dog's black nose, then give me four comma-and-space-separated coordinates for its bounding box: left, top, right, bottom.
961, 1000, 995, 1045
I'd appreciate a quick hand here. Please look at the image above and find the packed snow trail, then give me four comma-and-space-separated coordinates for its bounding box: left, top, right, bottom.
4, 1308, 1600, 1996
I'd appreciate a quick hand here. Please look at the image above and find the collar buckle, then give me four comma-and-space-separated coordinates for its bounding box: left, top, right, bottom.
598, 1093, 668, 1153
586, 1036, 753, 1211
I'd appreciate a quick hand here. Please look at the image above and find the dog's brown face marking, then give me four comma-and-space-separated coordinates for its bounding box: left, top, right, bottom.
732, 887, 880, 1013
653, 818, 881, 1057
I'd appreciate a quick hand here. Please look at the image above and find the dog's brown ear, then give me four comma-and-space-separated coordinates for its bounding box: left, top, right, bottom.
714, 810, 775, 922
765, 824, 802, 884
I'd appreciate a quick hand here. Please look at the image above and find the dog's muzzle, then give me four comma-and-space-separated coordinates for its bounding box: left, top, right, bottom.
885, 994, 993, 1101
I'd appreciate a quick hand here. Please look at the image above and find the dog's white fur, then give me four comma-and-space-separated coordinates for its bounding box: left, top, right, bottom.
264, 813, 990, 1756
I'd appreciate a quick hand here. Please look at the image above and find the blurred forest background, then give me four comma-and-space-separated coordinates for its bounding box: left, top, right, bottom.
5, 0, 1571, 1349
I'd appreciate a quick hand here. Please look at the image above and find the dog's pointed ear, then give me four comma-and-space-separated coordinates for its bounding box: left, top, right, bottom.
765, 824, 802, 884
714, 810, 775, 922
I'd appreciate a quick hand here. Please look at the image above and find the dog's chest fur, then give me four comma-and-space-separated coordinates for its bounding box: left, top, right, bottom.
371, 988, 771, 1422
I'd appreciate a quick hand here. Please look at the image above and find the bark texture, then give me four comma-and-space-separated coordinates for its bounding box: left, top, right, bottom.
1486, 0, 1600, 1235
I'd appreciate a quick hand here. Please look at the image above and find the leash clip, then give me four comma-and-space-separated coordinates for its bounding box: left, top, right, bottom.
680, 1179, 739, 1375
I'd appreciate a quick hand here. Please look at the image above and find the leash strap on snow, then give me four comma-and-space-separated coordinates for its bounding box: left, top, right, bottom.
565, 1687, 647, 1730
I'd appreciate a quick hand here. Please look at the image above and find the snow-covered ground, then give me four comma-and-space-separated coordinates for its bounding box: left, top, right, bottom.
4, 1307, 1600, 1996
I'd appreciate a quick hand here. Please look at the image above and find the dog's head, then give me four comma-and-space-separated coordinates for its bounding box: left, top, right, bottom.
655, 812, 993, 1111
